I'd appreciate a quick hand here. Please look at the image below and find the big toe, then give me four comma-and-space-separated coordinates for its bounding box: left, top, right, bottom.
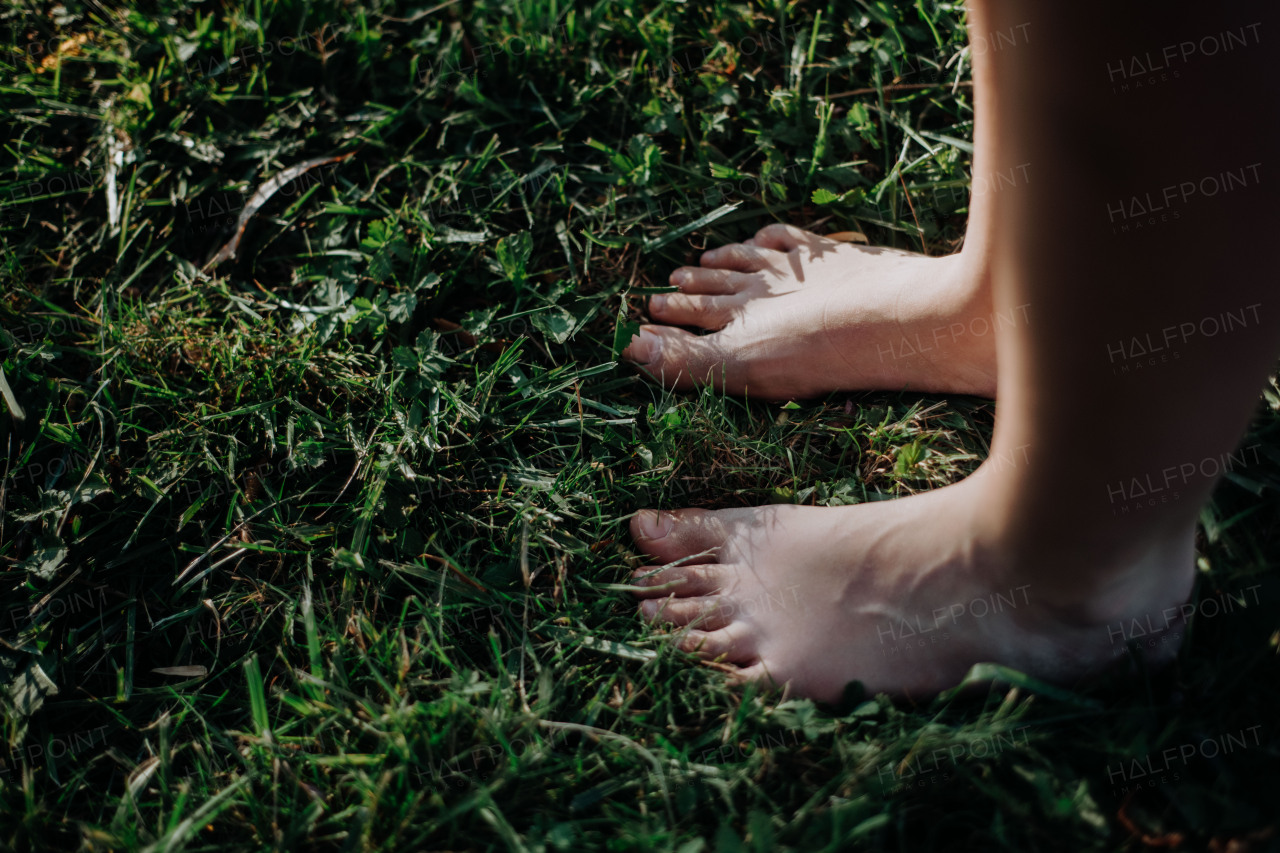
630, 508, 726, 564
622, 325, 740, 391
619, 325, 742, 391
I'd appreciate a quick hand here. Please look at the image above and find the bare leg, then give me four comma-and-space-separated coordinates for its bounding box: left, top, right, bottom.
974, 0, 1279, 613
626, 0, 1278, 702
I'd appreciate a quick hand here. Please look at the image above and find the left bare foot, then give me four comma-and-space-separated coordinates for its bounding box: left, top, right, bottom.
627, 471, 1194, 703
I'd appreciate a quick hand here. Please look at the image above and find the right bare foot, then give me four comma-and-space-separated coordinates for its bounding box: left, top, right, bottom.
622, 224, 1008, 400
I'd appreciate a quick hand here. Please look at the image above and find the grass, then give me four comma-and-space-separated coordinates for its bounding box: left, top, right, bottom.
1, 0, 1279, 850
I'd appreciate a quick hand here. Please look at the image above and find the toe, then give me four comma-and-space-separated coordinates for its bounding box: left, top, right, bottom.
629, 508, 725, 564
675, 624, 757, 663
621, 326, 666, 365
630, 563, 725, 599
649, 292, 741, 330
699, 243, 779, 273
725, 661, 779, 690
622, 325, 740, 391
669, 266, 746, 295
640, 595, 732, 630
750, 223, 824, 252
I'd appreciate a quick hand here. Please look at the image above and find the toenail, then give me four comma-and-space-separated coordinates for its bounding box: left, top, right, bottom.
638, 510, 674, 539
626, 329, 663, 364
671, 269, 691, 288
650, 294, 667, 312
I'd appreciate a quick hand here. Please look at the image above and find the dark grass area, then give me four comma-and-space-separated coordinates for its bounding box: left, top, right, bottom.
2, 0, 1279, 850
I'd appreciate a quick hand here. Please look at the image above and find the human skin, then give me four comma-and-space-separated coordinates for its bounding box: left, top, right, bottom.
624, 0, 1279, 703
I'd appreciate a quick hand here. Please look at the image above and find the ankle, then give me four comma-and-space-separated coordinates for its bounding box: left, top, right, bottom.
1024, 539, 1196, 631
952, 243, 994, 306
961, 473, 1197, 628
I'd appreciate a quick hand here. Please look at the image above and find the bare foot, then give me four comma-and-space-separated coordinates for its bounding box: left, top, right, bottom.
622, 224, 1005, 400
626, 471, 1195, 703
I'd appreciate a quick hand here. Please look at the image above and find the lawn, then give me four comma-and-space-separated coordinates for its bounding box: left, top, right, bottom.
2, 0, 1279, 850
